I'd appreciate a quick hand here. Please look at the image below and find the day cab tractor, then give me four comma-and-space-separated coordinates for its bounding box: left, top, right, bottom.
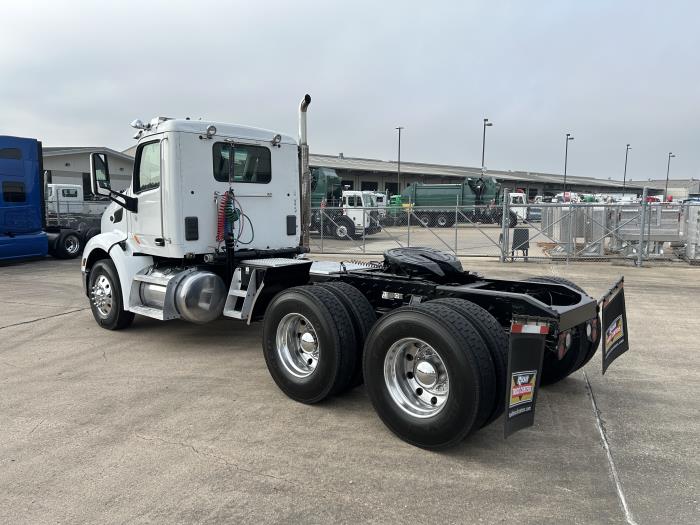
309, 167, 381, 240
81, 95, 629, 449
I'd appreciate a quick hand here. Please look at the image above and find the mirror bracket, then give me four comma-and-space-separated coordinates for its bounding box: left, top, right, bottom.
108, 191, 138, 213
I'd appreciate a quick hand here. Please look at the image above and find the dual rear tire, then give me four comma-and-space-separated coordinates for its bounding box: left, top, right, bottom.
263, 284, 508, 450
262, 283, 376, 403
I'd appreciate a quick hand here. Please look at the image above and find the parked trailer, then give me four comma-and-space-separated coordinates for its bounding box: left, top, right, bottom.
0, 136, 92, 261
81, 96, 629, 449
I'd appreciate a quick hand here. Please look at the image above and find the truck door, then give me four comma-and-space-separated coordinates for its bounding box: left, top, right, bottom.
129, 138, 164, 251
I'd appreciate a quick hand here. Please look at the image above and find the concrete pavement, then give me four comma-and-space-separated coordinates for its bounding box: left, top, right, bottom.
0, 257, 697, 524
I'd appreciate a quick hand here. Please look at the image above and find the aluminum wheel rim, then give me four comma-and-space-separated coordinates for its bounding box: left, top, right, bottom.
64, 235, 80, 255
437, 215, 447, 226
336, 225, 348, 237
275, 313, 319, 378
91, 274, 113, 317
384, 337, 450, 418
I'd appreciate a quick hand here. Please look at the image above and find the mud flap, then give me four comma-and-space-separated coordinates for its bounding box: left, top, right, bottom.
600, 277, 629, 374
504, 321, 548, 438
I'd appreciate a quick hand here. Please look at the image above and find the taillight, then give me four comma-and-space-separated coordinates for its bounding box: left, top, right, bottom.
557, 330, 573, 360
587, 318, 599, 343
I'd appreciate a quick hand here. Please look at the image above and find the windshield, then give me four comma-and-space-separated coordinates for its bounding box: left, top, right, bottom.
362, 193, 377, 206
511, 195, 525, 204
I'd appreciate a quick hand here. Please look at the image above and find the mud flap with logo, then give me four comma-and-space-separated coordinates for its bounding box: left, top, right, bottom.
600, 276, 629, 374
504, 321, 548, 438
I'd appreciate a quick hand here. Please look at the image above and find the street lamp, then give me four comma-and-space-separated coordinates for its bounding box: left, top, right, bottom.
563, 133, 574, 192
395, 126, 404, 195
664, 152, 676, 201
481, 118, 493, 173
622, 144, 631, 196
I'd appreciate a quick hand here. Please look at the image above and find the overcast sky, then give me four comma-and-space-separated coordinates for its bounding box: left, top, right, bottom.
1, 1, 697, 181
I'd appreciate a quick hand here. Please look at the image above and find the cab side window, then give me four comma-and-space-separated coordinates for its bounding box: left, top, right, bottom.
134, 141, 161, 193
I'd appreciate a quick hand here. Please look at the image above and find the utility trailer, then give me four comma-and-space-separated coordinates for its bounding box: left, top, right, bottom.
81, 95, 629, 449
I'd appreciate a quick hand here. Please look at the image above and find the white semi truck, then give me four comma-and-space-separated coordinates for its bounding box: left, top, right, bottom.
81, 95, 628, 449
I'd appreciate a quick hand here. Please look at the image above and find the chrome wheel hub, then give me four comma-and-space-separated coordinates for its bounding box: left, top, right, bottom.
384, 338, 450, 418
90, 274, 113, 317
275, 313, 319, 378
336, 225, 348, 237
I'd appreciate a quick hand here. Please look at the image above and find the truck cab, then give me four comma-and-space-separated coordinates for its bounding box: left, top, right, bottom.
0, 136, 48, 260
46, 184, 84, 215
507, 191, 528, 221
341, 190, 381, 236
81, 114, 306, 325
373, 191, 388, 218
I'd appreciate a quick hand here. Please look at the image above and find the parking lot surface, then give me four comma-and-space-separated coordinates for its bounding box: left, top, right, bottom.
1, 257, 698, 524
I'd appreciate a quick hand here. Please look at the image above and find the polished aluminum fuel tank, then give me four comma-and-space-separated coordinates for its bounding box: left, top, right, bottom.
139, 268, 226, 323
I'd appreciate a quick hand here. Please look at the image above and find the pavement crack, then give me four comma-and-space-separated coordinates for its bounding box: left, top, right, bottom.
583, 370, 638, 525
28, 418, 46, 435
132, 432, 394, 516
133, 433, 296, 487
0, 308, 90, 331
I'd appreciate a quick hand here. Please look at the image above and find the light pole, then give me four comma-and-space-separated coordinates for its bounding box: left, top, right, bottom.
395, 126, 404, 195
563, 133, 574, 192
481, 118, 493, 173
664, 152, 676, 201
622, 144, 631, 196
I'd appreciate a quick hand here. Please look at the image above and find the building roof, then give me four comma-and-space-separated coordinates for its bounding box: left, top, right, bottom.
43, 146, 135, 163
309, 154, 645, 190
627, 178, 699, 190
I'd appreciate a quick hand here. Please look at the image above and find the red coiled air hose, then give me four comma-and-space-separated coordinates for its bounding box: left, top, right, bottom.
216, 192, 228, 243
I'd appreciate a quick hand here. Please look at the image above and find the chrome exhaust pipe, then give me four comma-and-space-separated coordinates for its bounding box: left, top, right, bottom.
299, 94, 311, 251
299, 93, 311, 145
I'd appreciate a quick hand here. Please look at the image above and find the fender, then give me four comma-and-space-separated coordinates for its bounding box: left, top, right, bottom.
82, 232, 153, 307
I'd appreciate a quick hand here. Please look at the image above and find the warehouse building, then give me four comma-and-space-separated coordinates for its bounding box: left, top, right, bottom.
628, 178, 700, 200
42, 147, 134, 197
309, 153, 645, 198
38, 146, 650, 200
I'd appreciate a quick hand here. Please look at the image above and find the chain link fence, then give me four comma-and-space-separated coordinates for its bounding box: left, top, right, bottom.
308, 200, 700, 265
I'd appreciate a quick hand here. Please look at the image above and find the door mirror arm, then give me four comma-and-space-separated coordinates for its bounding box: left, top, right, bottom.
90, 151, 138, 213
108, 190, 138, 213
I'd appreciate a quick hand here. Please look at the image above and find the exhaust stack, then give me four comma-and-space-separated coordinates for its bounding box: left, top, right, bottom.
299, 94, 311, 250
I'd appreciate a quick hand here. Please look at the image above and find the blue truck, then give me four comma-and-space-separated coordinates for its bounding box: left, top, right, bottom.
0, 136, 87, 261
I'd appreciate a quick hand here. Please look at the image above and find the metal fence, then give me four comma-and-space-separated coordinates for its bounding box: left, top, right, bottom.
308, 201, 700, 265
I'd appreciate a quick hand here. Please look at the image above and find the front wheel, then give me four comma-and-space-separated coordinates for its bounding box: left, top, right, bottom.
333, 216, 355, 240
88, 259, 134, 330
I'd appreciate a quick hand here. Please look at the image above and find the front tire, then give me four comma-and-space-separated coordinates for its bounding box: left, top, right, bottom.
88, 259, 134, 330
334, 216, 355, 240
